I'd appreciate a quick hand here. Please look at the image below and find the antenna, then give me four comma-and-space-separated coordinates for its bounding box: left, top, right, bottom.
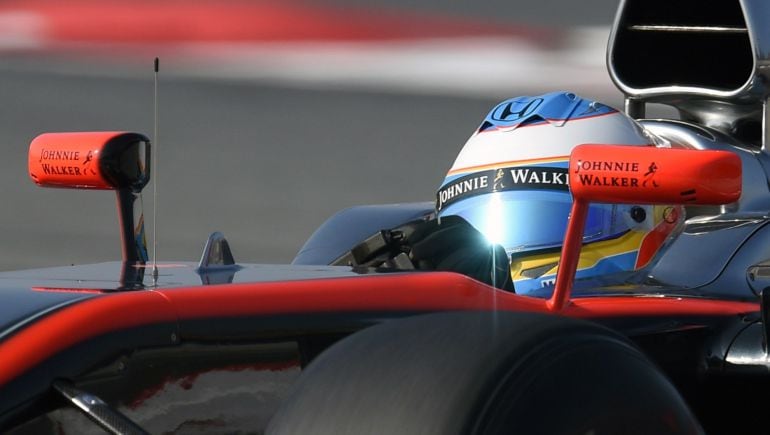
152, 57, 159, 286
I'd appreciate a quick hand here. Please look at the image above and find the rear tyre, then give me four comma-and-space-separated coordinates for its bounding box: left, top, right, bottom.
268, 311, 702, 435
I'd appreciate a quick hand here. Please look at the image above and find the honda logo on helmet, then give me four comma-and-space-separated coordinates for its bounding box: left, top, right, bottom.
491, 98, 544, 122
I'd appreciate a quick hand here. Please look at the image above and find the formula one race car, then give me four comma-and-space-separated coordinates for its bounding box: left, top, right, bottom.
3, 1, 770, 434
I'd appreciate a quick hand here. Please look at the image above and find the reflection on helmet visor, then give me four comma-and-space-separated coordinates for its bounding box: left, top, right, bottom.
439, 190, 630, 253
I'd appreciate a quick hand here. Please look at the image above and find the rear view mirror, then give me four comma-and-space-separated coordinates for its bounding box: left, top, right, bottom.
550, 144, 742, 311
28, 131, 152, 263
29, 132, 150, 191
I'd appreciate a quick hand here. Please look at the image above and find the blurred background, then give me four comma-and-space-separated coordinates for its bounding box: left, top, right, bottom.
0, 0, 622, 270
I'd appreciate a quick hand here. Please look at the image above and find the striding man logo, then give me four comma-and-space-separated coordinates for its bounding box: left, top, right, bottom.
493, 169, 505, 190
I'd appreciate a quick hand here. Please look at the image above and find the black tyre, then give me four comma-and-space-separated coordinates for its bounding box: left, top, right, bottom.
268, 311, 702, 435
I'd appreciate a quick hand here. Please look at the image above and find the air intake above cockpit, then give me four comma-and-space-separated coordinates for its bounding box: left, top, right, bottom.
607, 0, 770, 150
608, 0, 755, 98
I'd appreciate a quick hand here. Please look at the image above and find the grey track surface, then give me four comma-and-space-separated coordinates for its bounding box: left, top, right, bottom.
324, 0, 620, 26
0, 0, 623, 271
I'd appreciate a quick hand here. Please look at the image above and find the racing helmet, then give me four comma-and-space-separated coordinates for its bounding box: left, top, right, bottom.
436, 91, 684, 294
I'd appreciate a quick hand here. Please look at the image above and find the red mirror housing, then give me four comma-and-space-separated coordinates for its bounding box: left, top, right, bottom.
28, 132, 152, 264
29, 132, 150, 191
568, 144, 741, 205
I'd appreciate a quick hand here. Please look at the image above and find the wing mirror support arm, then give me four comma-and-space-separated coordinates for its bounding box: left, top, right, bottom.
28, 132, 152, 266
548, 200, 588, 312
547, 144, 742, 312
116, 188, 148, 264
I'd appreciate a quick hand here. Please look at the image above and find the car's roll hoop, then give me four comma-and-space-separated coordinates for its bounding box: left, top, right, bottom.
28, 132, 151, 264
608, 0, 770, 153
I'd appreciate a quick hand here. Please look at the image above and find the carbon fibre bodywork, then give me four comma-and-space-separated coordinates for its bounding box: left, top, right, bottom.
0, 261, 762, 433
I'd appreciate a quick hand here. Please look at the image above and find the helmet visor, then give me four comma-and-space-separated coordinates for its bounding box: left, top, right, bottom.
438, 190, 631, 253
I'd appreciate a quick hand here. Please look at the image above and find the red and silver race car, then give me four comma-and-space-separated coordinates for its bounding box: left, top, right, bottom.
2, 1, 770, 434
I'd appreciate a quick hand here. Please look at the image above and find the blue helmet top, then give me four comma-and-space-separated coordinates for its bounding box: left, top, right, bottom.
478, 91, 617, 132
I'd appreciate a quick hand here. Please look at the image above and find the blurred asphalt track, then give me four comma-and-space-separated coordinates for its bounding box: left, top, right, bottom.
0, 0, 623, 271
